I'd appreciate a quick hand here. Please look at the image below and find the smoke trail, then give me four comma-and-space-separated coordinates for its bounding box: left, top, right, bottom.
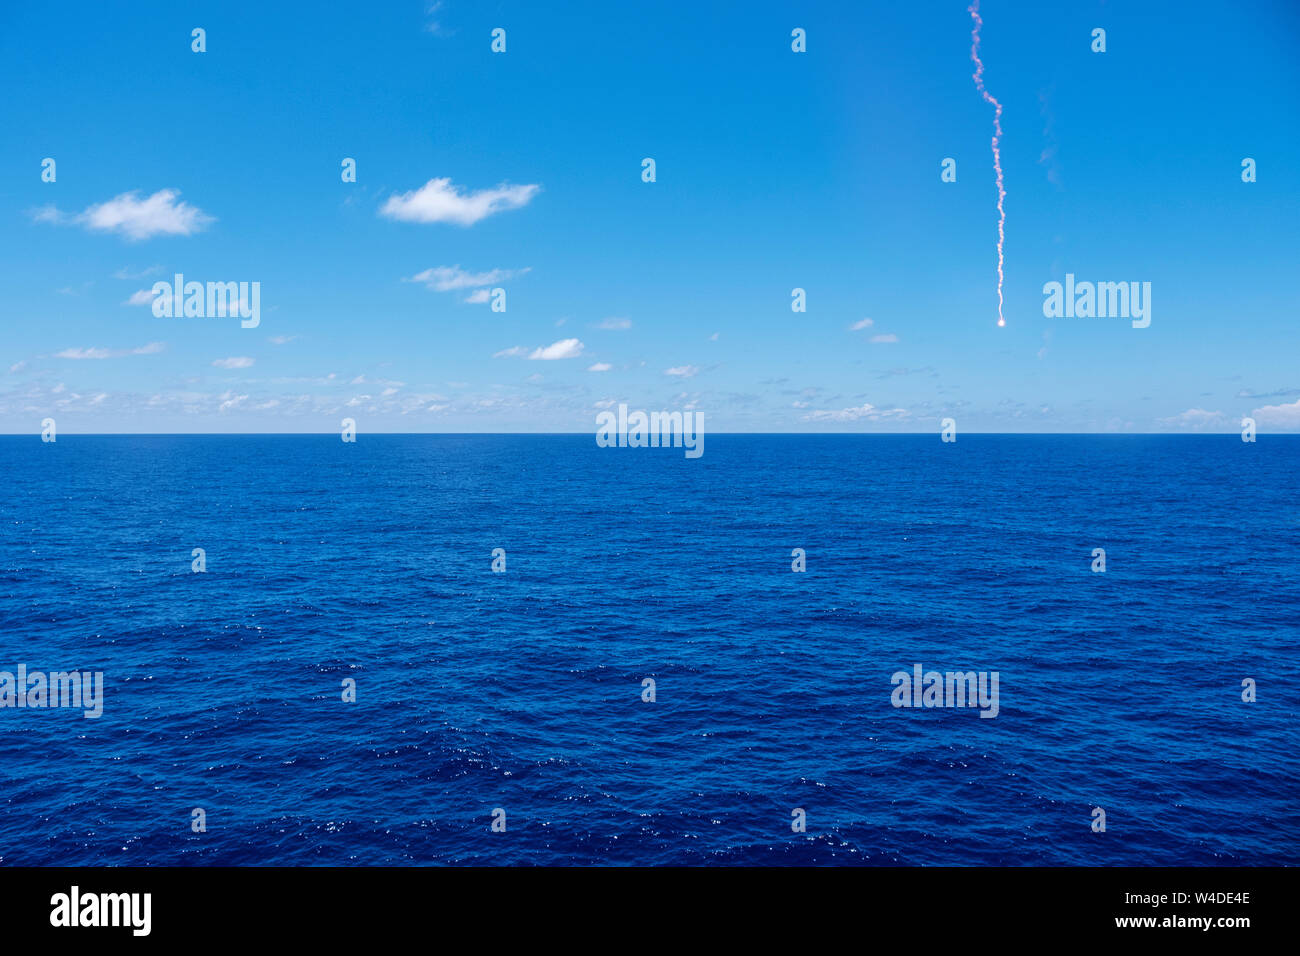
968, 0, 1006, 327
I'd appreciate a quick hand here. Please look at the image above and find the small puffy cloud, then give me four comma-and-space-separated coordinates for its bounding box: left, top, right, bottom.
595, 317, 632, 330
665, 365, 700, 378
464, 289, 491, 304
405, 264, 528, 291
379, 177, 540, 226
124, 289, 156, 306
55, 342, 165, 359
528, 338, 584, 360
35, 189, 214, 241
212, 357, 255, 369
587, 362, 612, 372
218, 392, 249, 413
870, 334, 899, 344
850, 318, 874, 331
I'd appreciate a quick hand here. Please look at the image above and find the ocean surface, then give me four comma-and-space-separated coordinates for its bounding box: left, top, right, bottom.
0, 434, 1296, 866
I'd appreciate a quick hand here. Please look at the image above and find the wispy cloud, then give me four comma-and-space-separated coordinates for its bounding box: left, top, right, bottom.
801, 403, 909, 422
379, 177, 539, 226
123, 289, 155, 306
55, 342, 166, 360
424, 1, 449, 35
404, 264, 529, 302
1238, 386, 1300, 400
493, 340, 586, 361
587, 362, 612, 372
665, 365, 700, 378
850, 318, 874, 331
870, 334, 899, 344
34, 189, 213, 240
113, 265, 164, 280
212, 357, 255, 369
1156, 407, 1229, 430
594, 317, 632, 330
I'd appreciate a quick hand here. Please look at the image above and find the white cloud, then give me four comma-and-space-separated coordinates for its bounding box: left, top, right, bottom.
212, 357, 255, 369
665, 365, 700, 378
218, 392, 249, 413
493, 346, 527, 358
528, 338, 584, 360
424, 1, 447, 34
802, 403, 910, 422
587, 362, 612, 372
55, 342, 165, 360
595, 317, 632, 330
269, 335, 296, 345
850, 318, 874, 331
1250, 398, 1300, 429
36, 189, 214, 241
870, 334, 899, 344
9, 361, 27, 374
1156, 408, 1229, 430
124, 289, 155, 306
405, 264, 529, 291
464, 289, 491, 304
113, 265, 163, 280
379, 177, 540, 226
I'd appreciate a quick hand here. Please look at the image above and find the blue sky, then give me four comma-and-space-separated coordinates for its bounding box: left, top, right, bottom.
3, 0, 1298, 433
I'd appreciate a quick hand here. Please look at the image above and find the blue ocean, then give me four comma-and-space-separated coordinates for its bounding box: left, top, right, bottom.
1, 434, 1296, 865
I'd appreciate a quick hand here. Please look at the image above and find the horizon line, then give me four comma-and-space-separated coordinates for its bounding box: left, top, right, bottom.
3, 431, 1294, 438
